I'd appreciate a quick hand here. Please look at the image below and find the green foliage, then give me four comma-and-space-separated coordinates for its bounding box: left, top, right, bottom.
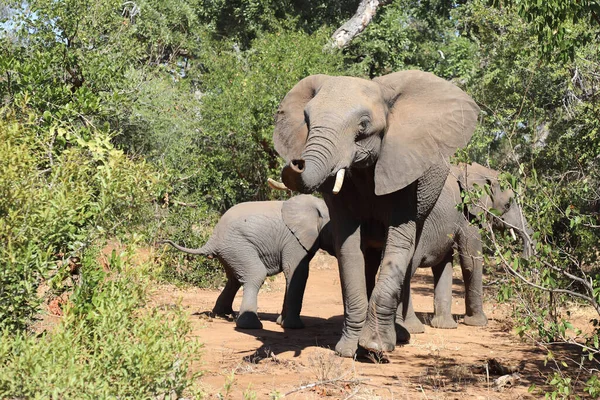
196, 0, 358, 48
0, 247, 201, 399
348, 0, 478, 80
1, 0, 205, 156
492, 0, 600, 61
0, 109, 161, 330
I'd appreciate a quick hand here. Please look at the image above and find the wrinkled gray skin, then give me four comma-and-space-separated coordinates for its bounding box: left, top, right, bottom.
273, 71, 480, 356
161, 195, 334, 330
397, 162, 535, 336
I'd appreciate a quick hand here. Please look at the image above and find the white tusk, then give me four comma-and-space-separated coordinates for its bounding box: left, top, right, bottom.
332, 169, 345, 194
267, 178, 288, 191
510, 228, 517, 241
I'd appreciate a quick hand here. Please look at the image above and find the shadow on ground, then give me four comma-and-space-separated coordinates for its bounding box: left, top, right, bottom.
223, 312, 345, 358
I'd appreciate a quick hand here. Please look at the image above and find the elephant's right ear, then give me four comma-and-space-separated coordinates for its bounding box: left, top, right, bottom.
373, 71, 480, 195
454, 162, 498, 218
282, 195, 322, 253
273, 75, 329, 162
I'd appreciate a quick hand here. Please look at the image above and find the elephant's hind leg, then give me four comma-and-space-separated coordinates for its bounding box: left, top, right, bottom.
364, 247, 382, 301
430, 255, 458, 329
221, 250, 267, 329
396, 289, 425, 339
212, 268, 241, 316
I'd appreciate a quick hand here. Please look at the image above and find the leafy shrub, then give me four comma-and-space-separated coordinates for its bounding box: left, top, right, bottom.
0, 246, 201, 399
0, 109, 161, 330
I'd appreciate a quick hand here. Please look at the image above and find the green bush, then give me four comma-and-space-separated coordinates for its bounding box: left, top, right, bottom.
0, 246, 201, 399
0, 109, 161, 330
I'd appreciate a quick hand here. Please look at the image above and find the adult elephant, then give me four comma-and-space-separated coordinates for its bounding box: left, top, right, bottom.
271, 71, 480, 356
400, 162, 534, 333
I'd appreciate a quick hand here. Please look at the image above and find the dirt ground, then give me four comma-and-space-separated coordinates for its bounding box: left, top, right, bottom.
150, 251, 562, 399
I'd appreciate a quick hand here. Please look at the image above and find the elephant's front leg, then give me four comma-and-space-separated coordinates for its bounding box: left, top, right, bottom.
395, 282, 425, 342
430, 254, 458, 329
334, 221, 367, 358
278, 254, 311, 329
359, 221, 416, 353
457, 225, 488, 326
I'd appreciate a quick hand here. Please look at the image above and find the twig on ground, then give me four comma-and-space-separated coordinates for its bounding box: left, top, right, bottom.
283, 378, 370, 397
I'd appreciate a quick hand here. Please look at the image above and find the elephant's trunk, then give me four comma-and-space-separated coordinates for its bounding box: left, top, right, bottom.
501, 203, 535, 259
281, 129, 342, 194
520, 223, 535, 259
282, 160, 324, 193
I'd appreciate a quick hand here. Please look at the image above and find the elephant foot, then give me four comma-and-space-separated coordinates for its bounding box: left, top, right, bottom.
236, 311, 263, 329
399, 316, 425, 334
212, 305, 234, 316
335, 335, 359, 358
358, 324, 396, 353
464, 312, 488, 327
279, 315, 304, 329
394, 322, 411, 343
430, 314, 458, 329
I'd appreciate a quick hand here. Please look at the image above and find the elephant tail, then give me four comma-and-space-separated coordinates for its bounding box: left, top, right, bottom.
159, 239, 217, 259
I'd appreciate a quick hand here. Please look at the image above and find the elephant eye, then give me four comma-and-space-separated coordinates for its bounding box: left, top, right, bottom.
357, 117, 370, 136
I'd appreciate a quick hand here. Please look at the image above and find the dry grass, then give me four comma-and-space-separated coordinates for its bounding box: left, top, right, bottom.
306, 349, 346, 382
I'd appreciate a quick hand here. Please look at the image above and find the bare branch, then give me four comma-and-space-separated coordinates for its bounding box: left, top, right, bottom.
329, 0, 391, 49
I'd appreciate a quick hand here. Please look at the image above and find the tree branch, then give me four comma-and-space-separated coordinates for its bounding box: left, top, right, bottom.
488, 226, 600, 316
329, 0, 391, 49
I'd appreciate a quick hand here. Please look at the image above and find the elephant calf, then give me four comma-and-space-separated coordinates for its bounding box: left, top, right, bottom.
161, 195, 333, 330
400, 162, 534, 334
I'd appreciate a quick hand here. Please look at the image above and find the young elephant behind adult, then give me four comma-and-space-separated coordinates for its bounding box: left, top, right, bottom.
398, 162, 534, 334
161, 195, 334, 330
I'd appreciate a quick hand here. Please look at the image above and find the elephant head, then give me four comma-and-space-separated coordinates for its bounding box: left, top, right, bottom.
454, 162, 534, 257
281, 195, 333, 254
273, 71, 480, 196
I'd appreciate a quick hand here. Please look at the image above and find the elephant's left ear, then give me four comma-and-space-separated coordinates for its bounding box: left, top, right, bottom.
273, 75, 329, 162
282, 195, 322, 253
373, 71, 480, 196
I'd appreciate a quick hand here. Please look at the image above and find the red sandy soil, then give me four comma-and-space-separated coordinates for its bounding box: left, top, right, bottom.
151, 252, 560, 399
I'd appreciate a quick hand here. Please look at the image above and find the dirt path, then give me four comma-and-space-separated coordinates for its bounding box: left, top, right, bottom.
152, 252, 549, 399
